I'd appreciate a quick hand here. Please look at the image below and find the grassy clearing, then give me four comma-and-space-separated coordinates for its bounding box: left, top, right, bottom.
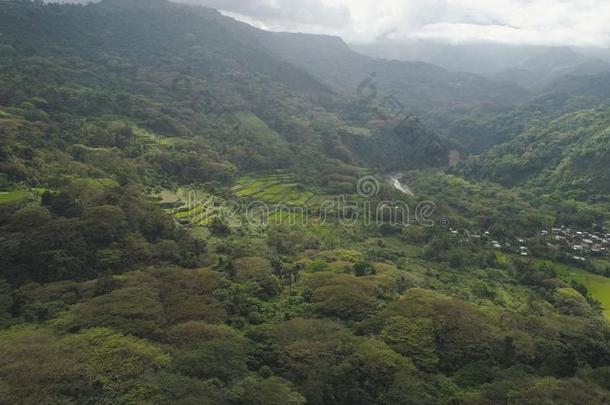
0, 190, 29, 204
547, 261, 610, 320
234, 112, 284, 144
343, 126, 372, 137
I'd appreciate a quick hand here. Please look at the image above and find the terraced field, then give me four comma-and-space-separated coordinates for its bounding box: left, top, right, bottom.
175, 204, 217, 225
156, 188, 217, 226
162, 173, 360, 228
233, 174, 321, 206
159, 188, 254, 227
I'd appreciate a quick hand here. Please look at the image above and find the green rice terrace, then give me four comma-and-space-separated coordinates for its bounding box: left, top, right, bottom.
232, 173, 356, 225
160, 172, 366, 227
156, 188, 219, 226
232, 173, 317, 206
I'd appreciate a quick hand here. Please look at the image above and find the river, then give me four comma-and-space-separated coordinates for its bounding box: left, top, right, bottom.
388, 173, 415, 197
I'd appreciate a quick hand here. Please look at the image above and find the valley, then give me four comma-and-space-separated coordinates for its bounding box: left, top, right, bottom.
0, 0, 609, 404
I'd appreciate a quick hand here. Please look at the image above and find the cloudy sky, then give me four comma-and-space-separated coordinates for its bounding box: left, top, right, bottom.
175, 0, 610, 47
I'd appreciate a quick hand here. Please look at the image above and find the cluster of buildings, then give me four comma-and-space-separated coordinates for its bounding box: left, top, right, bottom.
545, 226, 609, 260
448, 228, 531, 256
448, 226, 610, 261
491, 235, 530, 257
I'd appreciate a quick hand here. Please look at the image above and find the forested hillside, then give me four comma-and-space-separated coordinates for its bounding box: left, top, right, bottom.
430, 88, 610, 154
246, 25, 610, 156
459, 107, 610, 201
0, 1, 610, 404
0, 0, 450, 186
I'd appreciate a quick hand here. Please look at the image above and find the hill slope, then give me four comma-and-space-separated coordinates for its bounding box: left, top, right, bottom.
458, 107, 610, 201
0, 0, 452, 189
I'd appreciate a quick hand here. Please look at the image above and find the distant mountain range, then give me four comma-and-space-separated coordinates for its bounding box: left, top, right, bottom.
251, 31, 530, 112
351, 40, 610, 89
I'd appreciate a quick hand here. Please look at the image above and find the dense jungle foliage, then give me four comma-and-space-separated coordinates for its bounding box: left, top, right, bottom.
0, 1, 609, 404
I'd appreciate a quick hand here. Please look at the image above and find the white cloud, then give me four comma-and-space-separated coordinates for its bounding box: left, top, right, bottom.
177, 0, 350, 31
181, 0, 610, 47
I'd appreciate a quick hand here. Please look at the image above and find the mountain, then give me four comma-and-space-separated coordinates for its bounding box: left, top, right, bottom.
424, 61, 610, 154
0, 0, 461, 285
543, 72, 610, 100
252, 32, 530, 113
352, 40, 610, 89
492, 48, 610, 89
2, 0, 605, 174
429, 85, 610, 154
458, 106, 610, 201
351, 40, 546, 74
0, 0, 452, 190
